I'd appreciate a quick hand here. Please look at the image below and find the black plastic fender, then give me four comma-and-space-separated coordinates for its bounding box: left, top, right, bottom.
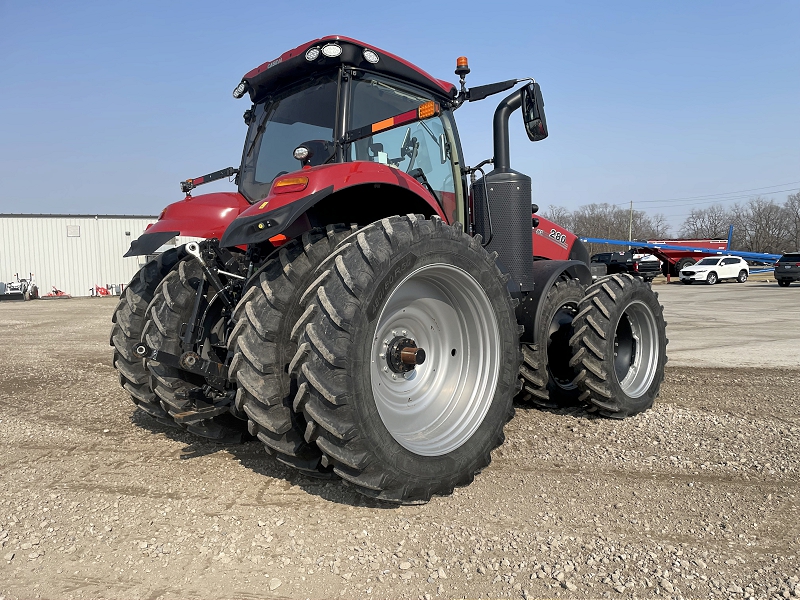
219, 186, 334, 248
515, 260, 592, 344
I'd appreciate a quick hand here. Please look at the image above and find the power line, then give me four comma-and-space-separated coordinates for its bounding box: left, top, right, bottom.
611, 181, 800, 207
644, 188, 800, 214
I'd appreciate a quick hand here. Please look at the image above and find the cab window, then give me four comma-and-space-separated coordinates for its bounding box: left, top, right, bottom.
348, 74, 455, 199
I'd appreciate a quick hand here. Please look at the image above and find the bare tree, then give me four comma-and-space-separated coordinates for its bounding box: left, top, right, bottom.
545, 203, 671, 255
784, 192, 800, 251
543, 205, 573, 231
679, 204, 731, 239
729, 197, 788, 254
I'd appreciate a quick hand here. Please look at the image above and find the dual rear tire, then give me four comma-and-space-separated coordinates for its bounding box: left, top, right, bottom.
569, 274, 668, 418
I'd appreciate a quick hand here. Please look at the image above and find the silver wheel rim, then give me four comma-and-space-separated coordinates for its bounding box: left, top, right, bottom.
612, 300, 659, 398
370, 263, 500, 456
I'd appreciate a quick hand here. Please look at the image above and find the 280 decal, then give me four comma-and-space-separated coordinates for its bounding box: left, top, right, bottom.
535, 227, 568, 249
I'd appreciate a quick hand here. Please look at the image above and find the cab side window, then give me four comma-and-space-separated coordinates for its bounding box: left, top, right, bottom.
349, 75, 455, 197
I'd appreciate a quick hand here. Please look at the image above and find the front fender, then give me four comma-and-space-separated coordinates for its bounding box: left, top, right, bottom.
124, 192, 251, 256
220, 162, 445, 247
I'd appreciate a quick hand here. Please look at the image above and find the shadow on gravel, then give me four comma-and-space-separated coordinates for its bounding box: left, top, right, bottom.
514, 400, 604, 421
129, 408, 397, 509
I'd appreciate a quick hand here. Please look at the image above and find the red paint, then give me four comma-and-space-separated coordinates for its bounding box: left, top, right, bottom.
243, 36, 456, 97
532, 215, 577, 260
144, 192, 251, 239
235, 162, 448, 221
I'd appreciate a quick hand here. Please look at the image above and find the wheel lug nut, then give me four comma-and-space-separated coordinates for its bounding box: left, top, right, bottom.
383, 366, 389, 372
402, 330, 407, 336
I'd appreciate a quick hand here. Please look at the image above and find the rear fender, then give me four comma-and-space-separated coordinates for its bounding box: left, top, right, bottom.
124, 192, 251, 257
516, 259, 592, 344
220, 162, 446, 247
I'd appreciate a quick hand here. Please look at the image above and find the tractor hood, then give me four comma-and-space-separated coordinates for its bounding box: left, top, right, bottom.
124, 192, 251, 257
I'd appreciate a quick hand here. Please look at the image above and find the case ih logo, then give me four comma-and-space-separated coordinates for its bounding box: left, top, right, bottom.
267, 57, 283, 69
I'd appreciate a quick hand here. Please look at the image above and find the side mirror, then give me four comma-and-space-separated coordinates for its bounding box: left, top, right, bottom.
521, 82, 548, 142
438, 133, 447, 164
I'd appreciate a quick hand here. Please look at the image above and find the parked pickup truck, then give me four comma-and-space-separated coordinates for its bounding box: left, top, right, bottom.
590, 251, 662, 283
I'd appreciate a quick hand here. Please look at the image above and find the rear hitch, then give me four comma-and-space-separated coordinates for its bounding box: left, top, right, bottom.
133, 343, 227, 391
172, 387, 233, 425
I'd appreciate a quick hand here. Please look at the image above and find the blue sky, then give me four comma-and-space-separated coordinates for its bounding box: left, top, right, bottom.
1, 0, 798, 232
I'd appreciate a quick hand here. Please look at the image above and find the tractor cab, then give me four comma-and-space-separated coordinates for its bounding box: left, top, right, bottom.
235, 37, 466, 226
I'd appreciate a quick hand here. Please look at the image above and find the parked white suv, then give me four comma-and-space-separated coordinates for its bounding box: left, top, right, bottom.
680, 256, 749, 285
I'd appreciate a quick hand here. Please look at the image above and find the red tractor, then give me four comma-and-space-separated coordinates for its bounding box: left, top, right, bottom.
112, 37, 667, 503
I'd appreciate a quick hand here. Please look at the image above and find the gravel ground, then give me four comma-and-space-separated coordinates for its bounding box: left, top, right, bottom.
0, 296, 798, 600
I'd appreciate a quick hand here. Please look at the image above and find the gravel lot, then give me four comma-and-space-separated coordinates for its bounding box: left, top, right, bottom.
1, 283, 798, 600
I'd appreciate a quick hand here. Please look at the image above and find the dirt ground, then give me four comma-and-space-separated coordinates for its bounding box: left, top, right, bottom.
0, 296, 798, 600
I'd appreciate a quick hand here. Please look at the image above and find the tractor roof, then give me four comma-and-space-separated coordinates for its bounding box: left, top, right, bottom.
240, 36, 457, 103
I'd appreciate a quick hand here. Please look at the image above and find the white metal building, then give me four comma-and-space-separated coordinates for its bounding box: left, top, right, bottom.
0, 214, 157, 297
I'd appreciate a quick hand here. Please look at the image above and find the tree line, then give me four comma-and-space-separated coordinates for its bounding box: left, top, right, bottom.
544, 192, 800, 256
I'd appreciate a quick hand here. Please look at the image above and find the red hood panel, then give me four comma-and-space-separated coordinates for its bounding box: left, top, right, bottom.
146, 191, 251, 238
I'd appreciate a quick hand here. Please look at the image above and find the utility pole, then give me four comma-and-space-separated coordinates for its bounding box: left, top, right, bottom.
628, 199, 633, 242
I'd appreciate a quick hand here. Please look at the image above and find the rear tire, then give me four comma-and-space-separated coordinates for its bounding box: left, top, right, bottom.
291, 216, 520, 503
111, 248, 183, 427
518, 278, 584, 408
707, 272, 718, 285
777, 279, 790, 287
143, 255, 246, 441
737, 270, 748, 283
569, 274, 667, 418
228, 225, 356, 474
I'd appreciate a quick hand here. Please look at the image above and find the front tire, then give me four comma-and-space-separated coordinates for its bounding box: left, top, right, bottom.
518, 278, 584, 408
707, 272, 718, 285
291, 216, 520, 503
569, 274, 667, 418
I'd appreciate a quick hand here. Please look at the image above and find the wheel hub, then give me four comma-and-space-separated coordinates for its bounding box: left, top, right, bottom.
386, 336, 426, 373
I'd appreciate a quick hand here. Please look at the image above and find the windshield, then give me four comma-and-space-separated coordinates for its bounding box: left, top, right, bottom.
696, 257, 720, 266
239, 72, 339, 202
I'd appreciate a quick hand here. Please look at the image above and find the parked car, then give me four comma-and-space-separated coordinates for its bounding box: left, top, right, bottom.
774, 252, 800, 287
679, 256, 749, 285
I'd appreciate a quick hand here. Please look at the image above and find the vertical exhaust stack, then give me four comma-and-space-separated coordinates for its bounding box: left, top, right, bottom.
472, 88, 535, 292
